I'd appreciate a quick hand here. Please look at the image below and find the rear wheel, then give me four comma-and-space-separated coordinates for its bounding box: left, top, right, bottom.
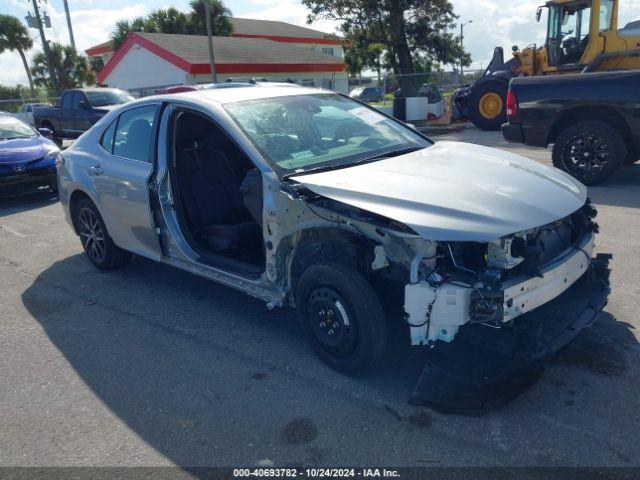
294, 262, 387, 374
468, 80, 508, 131
552, 121, 626, 185
74, 198, 133, 270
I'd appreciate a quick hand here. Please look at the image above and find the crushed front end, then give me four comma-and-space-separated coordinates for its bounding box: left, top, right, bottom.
403, 201, 611, 412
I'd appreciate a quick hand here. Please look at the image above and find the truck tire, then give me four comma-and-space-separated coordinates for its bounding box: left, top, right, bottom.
294, 262, 387, 374
74, 198, 133, 270
468, 80, 508, 131
552, 121, 626, 185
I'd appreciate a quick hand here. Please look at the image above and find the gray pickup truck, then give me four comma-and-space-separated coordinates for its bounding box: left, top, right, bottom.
34, 88, 133, 144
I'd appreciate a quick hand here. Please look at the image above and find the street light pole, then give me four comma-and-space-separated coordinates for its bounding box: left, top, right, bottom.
62, 0, 76, 51
30, 0, 59, 95
203, 0, 217, 83
460, 20, 472, 86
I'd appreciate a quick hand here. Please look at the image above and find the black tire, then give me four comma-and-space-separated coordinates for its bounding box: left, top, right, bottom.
294, 262, 387, 374
468, 80, 508, 131
74, 198, 133, 270
552, 121, 626, 185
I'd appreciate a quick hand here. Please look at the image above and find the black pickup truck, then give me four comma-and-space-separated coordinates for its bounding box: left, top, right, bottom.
502, 71, 640, 185
34, 88, 134, 144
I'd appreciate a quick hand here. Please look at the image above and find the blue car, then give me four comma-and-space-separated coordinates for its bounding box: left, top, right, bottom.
0, 112, 60, 196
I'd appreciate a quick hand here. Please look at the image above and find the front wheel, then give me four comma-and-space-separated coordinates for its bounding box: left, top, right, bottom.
552, 121, 626, 185
468, 80, 508, 131
74, 198, 133, 270
294, 262, 387, 374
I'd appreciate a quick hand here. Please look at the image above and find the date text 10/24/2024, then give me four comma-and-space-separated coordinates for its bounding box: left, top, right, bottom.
233, 468, 401, 478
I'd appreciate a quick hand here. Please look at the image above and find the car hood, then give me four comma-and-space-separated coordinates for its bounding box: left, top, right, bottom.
0, 136, 56, 165
291, 141, 586, 242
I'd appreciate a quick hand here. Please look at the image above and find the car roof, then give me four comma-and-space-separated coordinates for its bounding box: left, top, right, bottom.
150, 86, 333, 105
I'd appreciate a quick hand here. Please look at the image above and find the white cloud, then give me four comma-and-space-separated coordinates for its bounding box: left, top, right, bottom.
1, 0, 639, 88
0, 1, 148, 88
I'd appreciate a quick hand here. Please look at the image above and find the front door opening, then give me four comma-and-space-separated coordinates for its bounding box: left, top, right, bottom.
169, 110, 264, 275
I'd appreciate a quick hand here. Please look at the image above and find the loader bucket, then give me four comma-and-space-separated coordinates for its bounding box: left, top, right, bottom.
409, 254, 611, 414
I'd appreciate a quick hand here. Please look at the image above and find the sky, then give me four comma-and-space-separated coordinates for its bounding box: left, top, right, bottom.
1, 0, 639, 87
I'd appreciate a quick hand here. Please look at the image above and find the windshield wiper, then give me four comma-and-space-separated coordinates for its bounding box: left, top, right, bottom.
363, 145, 426, 161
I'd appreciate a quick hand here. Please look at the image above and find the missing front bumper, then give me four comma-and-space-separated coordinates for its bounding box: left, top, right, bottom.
409, 253, 611, 414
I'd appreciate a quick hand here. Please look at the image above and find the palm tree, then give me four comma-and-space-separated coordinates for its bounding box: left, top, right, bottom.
31, 42, 94, 91
188, 0, 233, 36
111, 17, 158, 49
149, 7, 192, 35
0, 14, 36, 96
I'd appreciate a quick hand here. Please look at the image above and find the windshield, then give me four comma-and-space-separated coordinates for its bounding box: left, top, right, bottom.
85, 89, 134, 107
0, 115, 36, 140
225, 93, 430, 175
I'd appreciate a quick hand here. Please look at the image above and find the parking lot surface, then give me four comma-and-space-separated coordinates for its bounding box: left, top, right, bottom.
1, 127, 639, 468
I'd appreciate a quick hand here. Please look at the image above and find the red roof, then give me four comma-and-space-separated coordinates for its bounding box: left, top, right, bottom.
97, 32, 344, 84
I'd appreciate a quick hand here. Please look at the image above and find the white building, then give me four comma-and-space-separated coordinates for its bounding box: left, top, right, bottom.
87, 18, 347, 95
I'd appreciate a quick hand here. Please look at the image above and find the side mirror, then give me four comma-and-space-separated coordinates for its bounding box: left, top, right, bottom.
536, 7, 543, 22
37, 127, 52, 138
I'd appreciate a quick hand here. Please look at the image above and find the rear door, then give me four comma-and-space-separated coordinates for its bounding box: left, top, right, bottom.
59, 92, 75, 135
88, 103, 162, 260
73, 91, 93, 132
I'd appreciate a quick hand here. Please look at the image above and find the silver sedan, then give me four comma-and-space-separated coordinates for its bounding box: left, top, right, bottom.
57, 86, 609, 409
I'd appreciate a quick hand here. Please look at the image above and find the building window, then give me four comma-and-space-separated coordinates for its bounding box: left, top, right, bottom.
321, 47, 335, 56
301, 79, 315, 87
321, 78, 334, 90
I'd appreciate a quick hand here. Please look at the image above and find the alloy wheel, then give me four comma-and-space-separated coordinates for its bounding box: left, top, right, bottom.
78, 207, 106, 264
562, 131, 609, 177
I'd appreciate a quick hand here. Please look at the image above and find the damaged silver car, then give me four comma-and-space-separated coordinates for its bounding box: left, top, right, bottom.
57, 87, 610, 411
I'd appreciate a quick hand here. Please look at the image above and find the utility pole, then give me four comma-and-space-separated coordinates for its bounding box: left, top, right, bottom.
460, 20, 472, 86
62, 0, 76, 51
30, 0, 59, 95
203, 0, 217, 83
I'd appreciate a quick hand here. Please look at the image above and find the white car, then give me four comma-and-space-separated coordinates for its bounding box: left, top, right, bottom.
17, 102, 51, 126
57, 87, 611, 411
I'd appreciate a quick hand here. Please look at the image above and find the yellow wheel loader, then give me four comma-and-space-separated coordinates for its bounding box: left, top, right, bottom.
455, 0, 640, 131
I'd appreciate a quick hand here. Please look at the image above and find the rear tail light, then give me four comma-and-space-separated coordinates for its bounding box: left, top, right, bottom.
506, 89, 518, 117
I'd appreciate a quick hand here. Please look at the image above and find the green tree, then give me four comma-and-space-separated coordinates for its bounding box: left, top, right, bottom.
112, 17, 158, 50
0, 14, 36, 96
188, 0, 233, 36
109, 1, 233, 50
149, 7, 193, 34
31, 42, 95, 91
302, 0, 471, 92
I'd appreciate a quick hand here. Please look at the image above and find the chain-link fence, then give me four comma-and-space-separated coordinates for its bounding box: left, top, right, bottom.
0, 97, 59, 114
348, 69, 484, 106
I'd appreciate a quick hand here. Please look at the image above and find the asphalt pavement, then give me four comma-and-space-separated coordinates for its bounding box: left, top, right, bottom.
1, 127, 639, 469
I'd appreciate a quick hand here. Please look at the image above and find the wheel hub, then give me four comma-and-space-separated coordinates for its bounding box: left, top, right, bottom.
479, 92, 503, 119
563, 131, 609, 176
307, 287, 357, 356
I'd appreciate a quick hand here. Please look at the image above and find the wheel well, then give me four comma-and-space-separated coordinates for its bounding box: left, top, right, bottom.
288, 228, 372, 294
69, 190, 91, 234
549, 106, 633, 149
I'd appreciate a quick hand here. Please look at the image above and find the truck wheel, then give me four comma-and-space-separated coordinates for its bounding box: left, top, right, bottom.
468, 80, 508, 131
294, 262, 387, 374
74, 198, 133, 270
552, 121, 626, 185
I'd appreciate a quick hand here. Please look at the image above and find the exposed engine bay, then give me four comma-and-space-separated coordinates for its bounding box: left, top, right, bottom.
403, 201, 600, 346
